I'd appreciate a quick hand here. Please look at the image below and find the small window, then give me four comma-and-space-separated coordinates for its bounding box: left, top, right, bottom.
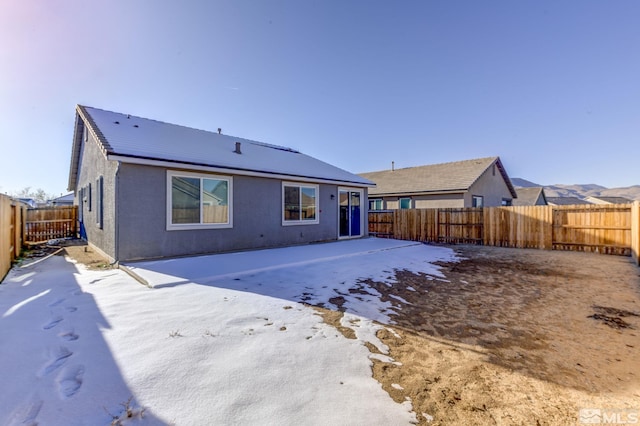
399, 198, 411, 209
283, 182, 319, 225
472, 195, 484, 207
96, 177, 104, 229
78, 187, 84, 222
369, 199, 383, 211
88, 183, 92, 212
167, 171, 232, 230
501, 198, 512, 206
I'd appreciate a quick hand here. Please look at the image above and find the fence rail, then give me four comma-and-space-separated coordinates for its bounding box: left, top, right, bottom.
370, 203, 640, 262
25, 206, 78, 243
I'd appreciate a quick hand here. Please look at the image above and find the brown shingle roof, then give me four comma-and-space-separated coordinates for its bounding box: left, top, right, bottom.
359, 157, 517, 198
586, 196, 632, 204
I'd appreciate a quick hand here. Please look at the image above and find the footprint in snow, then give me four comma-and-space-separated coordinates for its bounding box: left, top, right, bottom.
43, 317, 63, 330
57, 365, 85, 398
5, 397, 43, 426
65, 306, 78, 313
48, 298, 65, 307
59, 330, 79, 341
42, 347, 73, 375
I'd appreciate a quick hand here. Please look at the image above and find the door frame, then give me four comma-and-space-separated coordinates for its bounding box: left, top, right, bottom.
338, 187, 365, 239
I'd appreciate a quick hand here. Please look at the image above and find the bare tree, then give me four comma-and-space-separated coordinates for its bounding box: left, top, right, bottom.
13, 187, 55, 203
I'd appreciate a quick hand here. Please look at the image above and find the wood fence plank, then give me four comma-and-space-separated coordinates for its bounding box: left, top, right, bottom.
25, 206, 78, 243
369, 204, 634, 258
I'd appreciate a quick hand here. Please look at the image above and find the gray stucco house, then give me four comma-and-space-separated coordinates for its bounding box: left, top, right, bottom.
360, 157, 517, 209
68, 105, 373, 262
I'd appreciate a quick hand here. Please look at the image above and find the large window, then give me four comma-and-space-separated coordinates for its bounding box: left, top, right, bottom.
283, 182, 319, 225
167, 171, 232, 230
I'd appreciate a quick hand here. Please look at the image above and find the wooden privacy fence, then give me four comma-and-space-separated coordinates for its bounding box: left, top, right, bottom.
25, 206, 78, 243
1, 194, 27, 280
370, 203, 640, 263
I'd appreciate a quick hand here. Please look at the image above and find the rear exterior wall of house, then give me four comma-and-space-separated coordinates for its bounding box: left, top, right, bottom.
114, 163, 359, 261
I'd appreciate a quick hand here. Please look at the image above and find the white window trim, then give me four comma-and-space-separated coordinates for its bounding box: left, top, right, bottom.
399, 197, 412, 209
282, 182, 320, 226
166, 170, 233, 231
369, 198, 383, 211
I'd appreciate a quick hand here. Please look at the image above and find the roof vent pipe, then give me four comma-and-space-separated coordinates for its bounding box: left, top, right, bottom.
392, 161, 395, 171
234, 142, 242, 154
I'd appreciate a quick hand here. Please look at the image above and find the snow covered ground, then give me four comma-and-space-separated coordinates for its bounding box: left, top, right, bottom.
0, 238, 456, 425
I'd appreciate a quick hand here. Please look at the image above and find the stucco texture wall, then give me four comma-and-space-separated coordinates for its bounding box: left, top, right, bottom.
115, 164, 344, 261
75, 126, 118, 260
465, 164, 514, 207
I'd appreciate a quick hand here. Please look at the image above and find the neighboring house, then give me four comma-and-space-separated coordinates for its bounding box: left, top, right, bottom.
546, 197, 592, 206
584, 196, 633, 205
50, 193, 75, 206
513, 187, 547, 206
17, 198, 37, 208
359, 157, 517, 209
68, 105, 373, 262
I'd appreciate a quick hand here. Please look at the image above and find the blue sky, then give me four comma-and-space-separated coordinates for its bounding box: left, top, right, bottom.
1, 0, 639, 197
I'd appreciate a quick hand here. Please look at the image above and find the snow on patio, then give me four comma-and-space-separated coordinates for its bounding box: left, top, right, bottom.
0, 238, 456, 425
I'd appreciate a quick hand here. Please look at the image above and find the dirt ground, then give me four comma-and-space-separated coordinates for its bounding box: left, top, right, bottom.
22, 239, 113, 270
23, 240, 640, 424
355, 245, 640, 425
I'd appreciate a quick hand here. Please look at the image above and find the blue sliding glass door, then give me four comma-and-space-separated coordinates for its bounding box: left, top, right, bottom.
339, 189, 363, 238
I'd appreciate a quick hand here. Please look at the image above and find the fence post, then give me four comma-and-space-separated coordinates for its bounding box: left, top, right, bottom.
632, 201, 640, 266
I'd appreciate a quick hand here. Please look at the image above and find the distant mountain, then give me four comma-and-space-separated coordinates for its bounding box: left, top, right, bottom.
511, 178, 640, 201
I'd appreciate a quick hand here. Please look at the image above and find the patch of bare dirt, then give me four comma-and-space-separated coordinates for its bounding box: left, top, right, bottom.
50, 239, 113, 270
329, 245, 640, 425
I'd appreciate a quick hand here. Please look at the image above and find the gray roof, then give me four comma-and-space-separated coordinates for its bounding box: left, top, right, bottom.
546, 197, 592, 205
513, 187, 547, 206
359, 157, 517, 198
69, 105, 373, 190
586, 196, 633, 204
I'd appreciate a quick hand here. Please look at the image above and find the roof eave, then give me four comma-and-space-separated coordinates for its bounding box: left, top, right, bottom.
107, 154, 375, 188
368, 189, 467, 197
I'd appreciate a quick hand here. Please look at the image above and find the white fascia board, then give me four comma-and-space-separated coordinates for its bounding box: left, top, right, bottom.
369, 189, 466, 197
107, 154, 375, 188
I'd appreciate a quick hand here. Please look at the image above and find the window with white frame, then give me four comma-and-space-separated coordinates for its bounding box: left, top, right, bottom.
282, 182, 319, 225
399, 198, 411, 209
369, 199, 383, 211
472, 195, 484, 207
167, 171, 232, 230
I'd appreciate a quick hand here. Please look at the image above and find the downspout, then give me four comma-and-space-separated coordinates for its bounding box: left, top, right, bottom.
114, 161, 120, 265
